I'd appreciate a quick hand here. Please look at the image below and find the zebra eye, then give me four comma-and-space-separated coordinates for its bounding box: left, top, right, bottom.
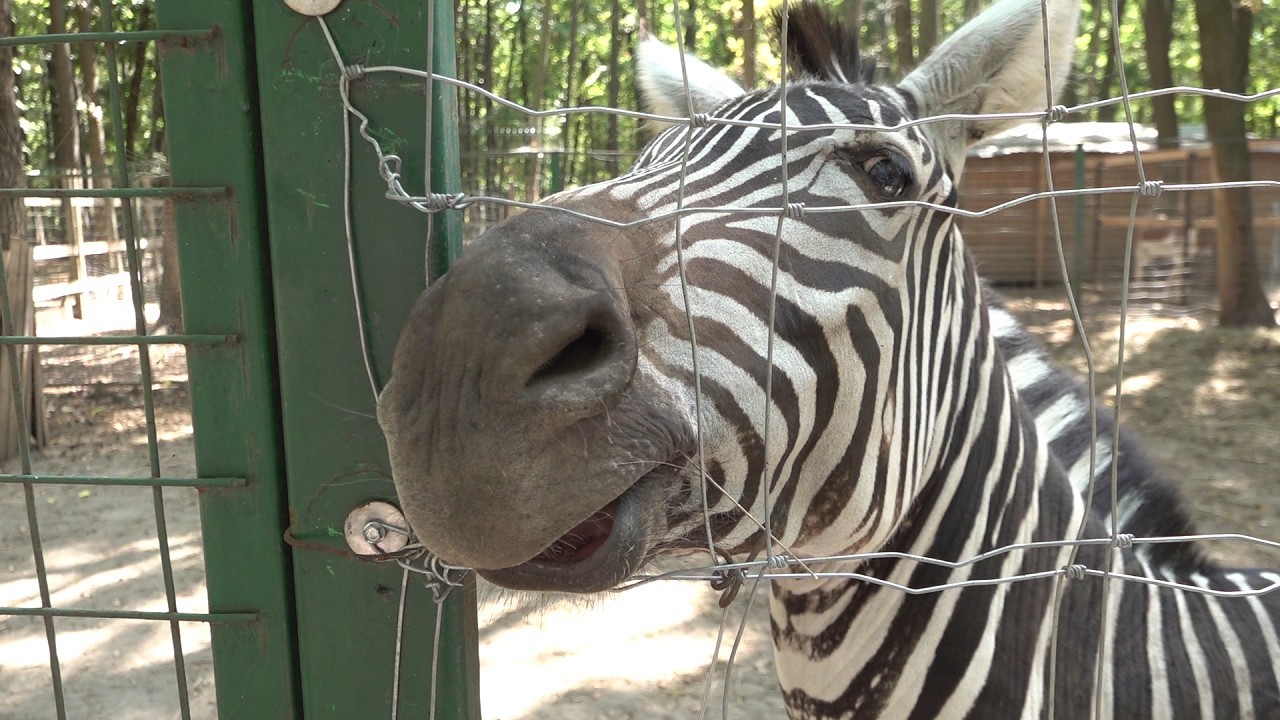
860, 152, 914, 199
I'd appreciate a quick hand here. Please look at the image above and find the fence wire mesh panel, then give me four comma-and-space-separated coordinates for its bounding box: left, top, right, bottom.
9, 0, 1276, 718
315, 0, 1280, 716
1, 1, 294, 718
4, 0, 481, 718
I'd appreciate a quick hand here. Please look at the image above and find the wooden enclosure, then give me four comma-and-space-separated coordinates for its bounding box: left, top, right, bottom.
957, 123, 1280, 293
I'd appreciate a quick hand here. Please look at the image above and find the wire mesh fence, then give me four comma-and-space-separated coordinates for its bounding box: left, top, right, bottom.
4, 0, 1278, 718
315, 0, 1280, 717
1, 3, 297, 718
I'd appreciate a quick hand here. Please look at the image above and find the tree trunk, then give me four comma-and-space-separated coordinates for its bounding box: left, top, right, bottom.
562, 0, 583, 184
892, 0, 914, 72
123, 4, 151, 158
918, 0, 938, 59
524, 0, 553, 202
1094, 0, 1125, 123
457, 0, 474, 200
637, 0, 649, 39
48, 0, 81, 178
1141, 0, 1178, 149
843, 0, 864, 44
0, 0, 47, 457
155, 193, 183, 332
0, 0, 19, 246
1082, 0, 1105, 107
606, 0, 622, 174
740, 0, 757, 88
0, 242, 48, 459
1192, 0, 1275, 327
502, 7, 525, 201
684, 0, 697, 55
77, 2, 118, 248
148, 64, 165, 157
482, 0, 496, 206
49, 0, 86, 315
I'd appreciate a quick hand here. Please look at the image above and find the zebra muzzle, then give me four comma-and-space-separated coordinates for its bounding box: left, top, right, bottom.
476, 466, 674, 593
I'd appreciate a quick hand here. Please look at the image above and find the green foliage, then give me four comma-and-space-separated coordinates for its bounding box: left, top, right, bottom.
12, 0, 162, 185
453, 0, 1279, 216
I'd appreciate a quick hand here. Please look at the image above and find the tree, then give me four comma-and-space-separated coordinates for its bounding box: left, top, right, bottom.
47, 0, 80, 180
1192, 0, 1276, 327
1141, 0, 1178, 149
0, 0, 47, 459
739, 0, 756, 88
1094, 0, 1126, 122
77, 1, 117, 247
605, 0, 622, 173
892, 0, 914, 71
918, 0, 938, 59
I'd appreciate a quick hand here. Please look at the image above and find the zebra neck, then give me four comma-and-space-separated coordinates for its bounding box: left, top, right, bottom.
768, 294, 1090, 716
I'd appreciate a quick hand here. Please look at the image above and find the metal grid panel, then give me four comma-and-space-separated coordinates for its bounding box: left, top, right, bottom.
1, 2, 297, 717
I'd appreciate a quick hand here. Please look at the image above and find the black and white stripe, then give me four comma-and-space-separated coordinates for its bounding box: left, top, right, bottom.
382, 0, 1280, 716
606, 2, 1280, 716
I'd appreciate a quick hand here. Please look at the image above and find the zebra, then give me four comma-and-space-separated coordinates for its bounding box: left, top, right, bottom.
377, 0, 1280, 716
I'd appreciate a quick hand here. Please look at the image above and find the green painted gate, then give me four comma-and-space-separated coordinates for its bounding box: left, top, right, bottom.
2, 1, 480, 717
160, 1, 481, 716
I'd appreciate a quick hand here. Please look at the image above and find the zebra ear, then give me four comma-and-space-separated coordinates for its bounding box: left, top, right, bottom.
899, 0, 1080, 170
635, 32, 745, 124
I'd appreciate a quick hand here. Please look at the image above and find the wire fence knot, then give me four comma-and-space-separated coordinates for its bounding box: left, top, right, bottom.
1063, 564, 1088, 580
1138, 180, 1164, 197
766, 553, 791, 570
411, 193, 469, 212
378, 154, 404, 186
342, 63, 366, 81
1046, 105, 1068, 123
710, 566, 747, 608
783, 202, 807, 220
398, 552, 471, 604
1114, 533, 1135, 549
688, 112, 713, 129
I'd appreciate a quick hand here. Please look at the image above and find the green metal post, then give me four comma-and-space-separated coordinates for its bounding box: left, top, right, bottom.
429, 0, 464, 283
250, 1, 481, 717
156, 1, 302, 716
549, 151, 565, 196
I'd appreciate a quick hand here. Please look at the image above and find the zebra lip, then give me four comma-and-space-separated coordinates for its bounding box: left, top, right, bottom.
477, 468, 670, 593
530, 499, 621, 564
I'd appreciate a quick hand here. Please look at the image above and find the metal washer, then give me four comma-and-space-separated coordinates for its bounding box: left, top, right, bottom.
343, 501, 409, 555
283, 0, 343, 17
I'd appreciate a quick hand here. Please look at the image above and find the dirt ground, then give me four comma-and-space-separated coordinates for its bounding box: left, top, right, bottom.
1, 292, 1277, 720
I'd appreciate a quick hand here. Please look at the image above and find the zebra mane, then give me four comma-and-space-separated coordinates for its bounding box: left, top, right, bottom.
774, 3, 875, 85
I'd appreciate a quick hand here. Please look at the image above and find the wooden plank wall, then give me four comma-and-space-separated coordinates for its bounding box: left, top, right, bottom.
958, 144, 1280, 288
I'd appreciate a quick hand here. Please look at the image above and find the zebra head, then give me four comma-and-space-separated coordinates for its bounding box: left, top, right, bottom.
379, 0, 1081, 593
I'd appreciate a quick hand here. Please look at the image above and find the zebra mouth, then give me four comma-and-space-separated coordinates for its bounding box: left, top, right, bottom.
477, 466, 674, 593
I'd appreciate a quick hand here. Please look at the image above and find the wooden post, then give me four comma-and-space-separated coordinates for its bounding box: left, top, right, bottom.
0, 241, 48, 460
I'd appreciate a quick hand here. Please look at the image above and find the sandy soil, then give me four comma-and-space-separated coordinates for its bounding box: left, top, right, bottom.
1, 292, 1276, 719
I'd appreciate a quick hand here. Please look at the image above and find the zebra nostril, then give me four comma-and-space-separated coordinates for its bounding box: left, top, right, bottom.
522, 304, 634, 411
527, 323, 614, 389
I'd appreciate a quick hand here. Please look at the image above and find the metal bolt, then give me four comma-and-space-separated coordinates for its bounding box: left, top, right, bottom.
362, 522, 387, 545
343, 501, 409, 555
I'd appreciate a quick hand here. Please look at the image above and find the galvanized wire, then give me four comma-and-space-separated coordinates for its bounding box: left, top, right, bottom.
317, 3, 1280, 718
